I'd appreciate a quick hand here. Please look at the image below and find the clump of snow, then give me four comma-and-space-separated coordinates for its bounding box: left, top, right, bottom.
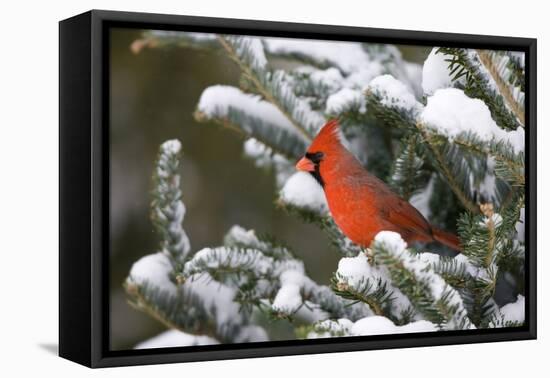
335, 247, 414, 319
224, 225, 264, 249
336, 252, 372, 289
416, 252, 442, 266
398, 320, 439, 333
374, 231, 408, 254
368, 74, 423, 114
134, 330, 218, 349
184, 247, 274, 277
160, 139, 181, 155
498, 295, 525, 324
325, 88, 365, 115
279, 172, 328, 214
128, 253, 177, 296
421, 48, 464, 95
308, 316, 436, 338
197, 85, 297, 134
421, 88, 525, 154
272, 270, 305, 314
263, 37, 372, 74
308, 319, 354, 338
309, 67, 345, 92
351, 316, 437, 336
351, 315, 396, 335
184, 273, 243, 327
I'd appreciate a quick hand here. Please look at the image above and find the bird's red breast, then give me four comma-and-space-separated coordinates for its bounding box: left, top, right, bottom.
296, 119, 461, 252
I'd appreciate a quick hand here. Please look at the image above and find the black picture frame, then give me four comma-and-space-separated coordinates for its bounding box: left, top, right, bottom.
59, 9, 537, 368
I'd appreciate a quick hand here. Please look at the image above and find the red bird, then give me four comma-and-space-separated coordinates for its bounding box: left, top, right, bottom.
295, 119, 461, 252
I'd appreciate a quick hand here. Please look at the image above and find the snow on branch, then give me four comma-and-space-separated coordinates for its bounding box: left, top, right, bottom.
365, 74, 423, 131
332, 251, 415, 323
368, 74, 424, 115
269, 267, 372, 322
135, 329, 219, 349
195, 85, 308, 159
263, 37, 375, 75
371, 231, 474, 330
326, 88, 365, 116
222, 35, 268, 75
151, 139, 191, 265
420, 88, 524, 155
435, 47, 523, 129
307, 316, 437, 338
218, 35, 325, 138
126, 251, 271, 344
279, 172, 328, 215
125, 35, 526, 345
223, 225, 295, 261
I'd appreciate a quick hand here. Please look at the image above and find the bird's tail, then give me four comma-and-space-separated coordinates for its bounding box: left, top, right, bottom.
432, 227, 462, 252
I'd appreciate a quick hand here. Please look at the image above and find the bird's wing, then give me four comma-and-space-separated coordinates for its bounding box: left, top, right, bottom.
384, 197, 433, 242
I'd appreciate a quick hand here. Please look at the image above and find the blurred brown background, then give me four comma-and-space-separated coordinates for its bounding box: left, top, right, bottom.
109, 28, 430, 350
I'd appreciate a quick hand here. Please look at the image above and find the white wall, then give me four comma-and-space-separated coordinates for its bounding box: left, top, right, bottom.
0, 0, 546, 376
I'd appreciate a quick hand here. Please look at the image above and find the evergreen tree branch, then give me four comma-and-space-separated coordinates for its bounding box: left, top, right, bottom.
193, 95, 307, 160
151, 140, 191, 267
389, 134, 430, 200
331, 274, 392, 317
217, 35, 321, 140
436, 48, 522, 130
371, 233, 473, 329
416, 122, 479, 213
476, 49, 525, 125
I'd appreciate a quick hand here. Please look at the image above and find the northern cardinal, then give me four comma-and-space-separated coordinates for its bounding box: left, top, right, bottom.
295, 119, 461, 252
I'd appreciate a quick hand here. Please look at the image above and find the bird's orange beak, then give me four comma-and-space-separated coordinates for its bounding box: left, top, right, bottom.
296, 156, 315, 172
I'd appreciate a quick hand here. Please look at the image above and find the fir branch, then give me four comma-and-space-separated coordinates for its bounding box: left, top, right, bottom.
451, 133, 525, 188
223, 225, 295, 261
371, 233, 473, 329
416, 122, 479, 214
389, 134, 430, 200
151, 140, 191, 266
504, 52, 526, 92
436, 48, 522, 130
476, 50, 525, 125
426, 255, 471, 290
330, 274, 392, 317
193, 93, 307, 160
125, 280, 216, 338
364, 89, 419, 133
217, 35, 322, 140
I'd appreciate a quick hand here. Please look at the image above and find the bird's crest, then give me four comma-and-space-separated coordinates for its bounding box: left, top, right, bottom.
308, 119, 342, 153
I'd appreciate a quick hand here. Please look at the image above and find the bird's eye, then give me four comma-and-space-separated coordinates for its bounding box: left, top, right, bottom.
305, 151, 324, 164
